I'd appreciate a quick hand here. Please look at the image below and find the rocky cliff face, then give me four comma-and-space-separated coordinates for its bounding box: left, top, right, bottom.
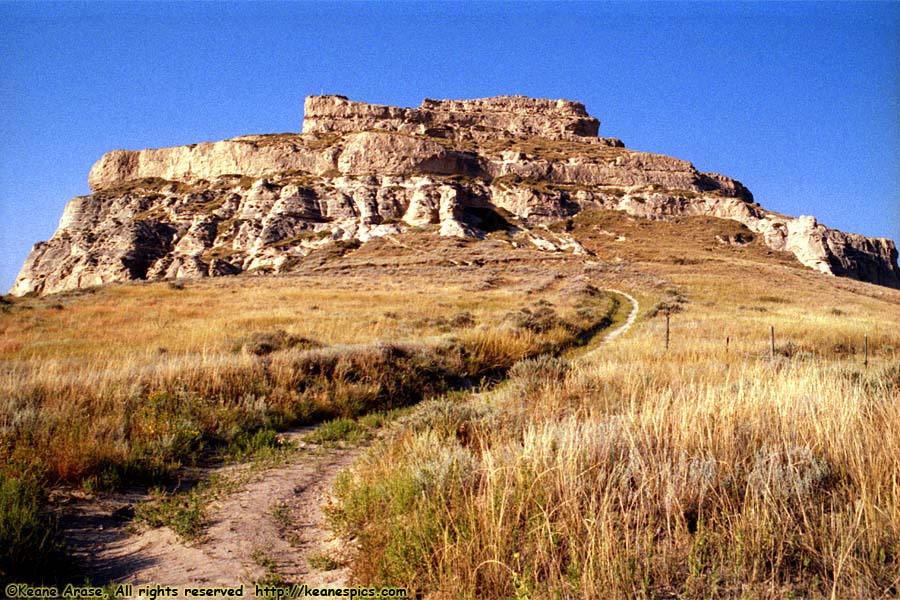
11, 95, 900, 295
301, 95, 603, 141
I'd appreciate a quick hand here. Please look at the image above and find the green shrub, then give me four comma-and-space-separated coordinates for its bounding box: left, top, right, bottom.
304, 418, 364, 444
308, 551, 345, 571
505, 305, 562, 333
449, 311, 476, 329
0, 473, 61, 582
645, 288, 688, 319
508, 355, 570, 393
394, 397, 495, 444
134, 485, 206, 540
233, 330, 320, 356
228, 428, 287, 459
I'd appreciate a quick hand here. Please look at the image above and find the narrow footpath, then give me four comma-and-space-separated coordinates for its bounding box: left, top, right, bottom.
59, 287, 639, 595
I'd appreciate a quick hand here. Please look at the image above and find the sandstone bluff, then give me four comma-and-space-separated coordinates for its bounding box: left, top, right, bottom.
11, 95, 900, 295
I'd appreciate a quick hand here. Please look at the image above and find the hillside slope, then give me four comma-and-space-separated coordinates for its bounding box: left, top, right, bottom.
10, 95, 899, 295
3, 193, 900, 594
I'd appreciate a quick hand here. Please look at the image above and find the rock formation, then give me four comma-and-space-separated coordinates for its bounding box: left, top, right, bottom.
10, 95, 900, 295
302, 95, 603, 141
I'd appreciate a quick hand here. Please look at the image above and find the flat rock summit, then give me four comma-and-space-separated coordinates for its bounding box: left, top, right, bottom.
11, 95, 900, 295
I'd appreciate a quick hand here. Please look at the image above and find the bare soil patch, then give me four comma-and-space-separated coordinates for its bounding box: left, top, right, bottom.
58, 429, 359, 590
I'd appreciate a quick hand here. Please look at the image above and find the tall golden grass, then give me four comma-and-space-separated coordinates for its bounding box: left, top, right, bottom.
0, 273, 614, 486
3, 212, 898, 592
328, 262, 900, 598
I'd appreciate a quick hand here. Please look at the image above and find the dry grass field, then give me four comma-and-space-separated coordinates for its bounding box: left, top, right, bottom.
0, 237, 621, 582
325, 214, 900, 599
1, 252, 619, 475
2, 213, 899, 596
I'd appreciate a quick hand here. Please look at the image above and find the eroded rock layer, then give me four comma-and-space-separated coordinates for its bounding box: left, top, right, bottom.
11, 95, 899, 295
301, 95, 603, 141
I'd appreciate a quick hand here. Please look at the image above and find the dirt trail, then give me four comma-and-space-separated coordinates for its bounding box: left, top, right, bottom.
601, 288, 639, 344
60, 430, 358, 592
577, 288, 639, 362
59, 287, 638, 593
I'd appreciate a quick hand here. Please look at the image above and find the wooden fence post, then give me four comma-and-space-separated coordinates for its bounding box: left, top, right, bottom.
864, 334, 868, 368
769, 326, 775, 360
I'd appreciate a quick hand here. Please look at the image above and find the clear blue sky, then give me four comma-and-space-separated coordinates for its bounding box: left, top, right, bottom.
2, 1, 898, 293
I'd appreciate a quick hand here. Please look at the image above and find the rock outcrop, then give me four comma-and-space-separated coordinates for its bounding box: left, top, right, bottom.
11, 95, 899, 295
302, 95, 603, 141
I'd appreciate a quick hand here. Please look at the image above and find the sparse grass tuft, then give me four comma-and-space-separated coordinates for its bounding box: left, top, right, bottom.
303, 418, 366, 445
133, 485, 207, 540
251, 548, 285, 585
270, 502, 292, 528
227, 427, 291, 460
308, 551, 345, 571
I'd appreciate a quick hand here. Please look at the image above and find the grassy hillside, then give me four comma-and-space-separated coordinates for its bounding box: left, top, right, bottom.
2, 213, 898, 595
0, 238, 619, 582
1, 245, 623, 478
325, 213, 900, 599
